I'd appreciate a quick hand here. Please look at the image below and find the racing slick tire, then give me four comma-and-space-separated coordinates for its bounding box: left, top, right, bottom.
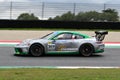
79, 44, 94, 57
29, 43, 44, 57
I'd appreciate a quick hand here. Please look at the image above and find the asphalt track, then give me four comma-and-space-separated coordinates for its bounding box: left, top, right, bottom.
0, 46, 120, 67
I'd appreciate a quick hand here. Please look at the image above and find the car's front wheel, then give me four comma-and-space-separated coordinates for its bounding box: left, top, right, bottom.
29, 43, 44, 57
79, 44, 94, 57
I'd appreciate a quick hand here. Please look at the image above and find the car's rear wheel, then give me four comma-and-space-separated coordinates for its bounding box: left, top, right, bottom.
79, 44, 94, 57
29, 43, 44, 57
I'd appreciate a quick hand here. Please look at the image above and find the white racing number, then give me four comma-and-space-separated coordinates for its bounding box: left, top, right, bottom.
48, 42, 55, 51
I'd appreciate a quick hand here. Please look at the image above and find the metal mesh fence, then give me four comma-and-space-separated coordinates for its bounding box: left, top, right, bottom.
0, 2, 120, 20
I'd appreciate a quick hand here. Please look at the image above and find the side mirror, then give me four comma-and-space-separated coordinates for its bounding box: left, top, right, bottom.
52, 37, 58, 40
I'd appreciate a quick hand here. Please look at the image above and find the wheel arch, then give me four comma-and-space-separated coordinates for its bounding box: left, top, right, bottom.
79, 43, 95, 52
29, 43, 45, 54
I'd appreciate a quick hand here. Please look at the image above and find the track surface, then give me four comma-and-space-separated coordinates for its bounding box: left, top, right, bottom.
0, 47, 120, 67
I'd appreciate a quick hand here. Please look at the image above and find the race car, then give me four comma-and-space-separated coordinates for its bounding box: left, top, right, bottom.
14, 30, 108, 57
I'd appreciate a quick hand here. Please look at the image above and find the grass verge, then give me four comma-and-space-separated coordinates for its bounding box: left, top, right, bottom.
0, 28, 120, 32
0, 68, 120, 80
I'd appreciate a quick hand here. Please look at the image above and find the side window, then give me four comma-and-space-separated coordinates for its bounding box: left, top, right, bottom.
55, 33, 72, 40
72, 34, 84, 39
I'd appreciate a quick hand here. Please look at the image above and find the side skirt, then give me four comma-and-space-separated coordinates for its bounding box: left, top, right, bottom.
46, 51, 79, 55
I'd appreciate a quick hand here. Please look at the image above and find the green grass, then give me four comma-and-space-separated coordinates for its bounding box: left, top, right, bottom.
0, 28, 95, 31
0, 28, 78, 30
0, 68, 120, 80
0, 28, 120, 32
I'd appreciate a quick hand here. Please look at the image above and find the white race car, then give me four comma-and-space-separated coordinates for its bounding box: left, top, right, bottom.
15, 30, 108, 57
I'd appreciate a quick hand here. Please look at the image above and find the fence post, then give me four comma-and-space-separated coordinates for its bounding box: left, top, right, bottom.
10, 1, 12, 20
104, 4, 106, 10
73, 3, 76, 20
41, 2, 45, 20
73, 3, 76, 16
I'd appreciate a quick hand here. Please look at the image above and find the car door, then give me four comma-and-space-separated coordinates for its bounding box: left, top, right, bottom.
53, 33, 78, 52
47, 33, 85, 52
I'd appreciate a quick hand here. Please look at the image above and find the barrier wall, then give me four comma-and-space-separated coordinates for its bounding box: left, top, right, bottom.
0, 20, 120, 29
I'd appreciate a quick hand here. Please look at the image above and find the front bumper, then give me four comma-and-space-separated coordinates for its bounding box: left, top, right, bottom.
14, 46, 29, 55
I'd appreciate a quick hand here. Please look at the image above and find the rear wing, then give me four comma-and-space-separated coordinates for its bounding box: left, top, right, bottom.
95, 30, 108, 41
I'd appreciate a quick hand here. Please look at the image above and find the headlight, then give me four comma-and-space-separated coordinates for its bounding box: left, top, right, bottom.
16, 39, 31, 46
17, 42, 30, 46
22, 42, 30, 46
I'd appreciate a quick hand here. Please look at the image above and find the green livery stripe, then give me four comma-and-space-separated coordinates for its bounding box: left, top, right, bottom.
47, 51, 79, 54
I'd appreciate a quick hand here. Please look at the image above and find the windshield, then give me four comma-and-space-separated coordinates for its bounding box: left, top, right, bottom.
41, 32, 56, 39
